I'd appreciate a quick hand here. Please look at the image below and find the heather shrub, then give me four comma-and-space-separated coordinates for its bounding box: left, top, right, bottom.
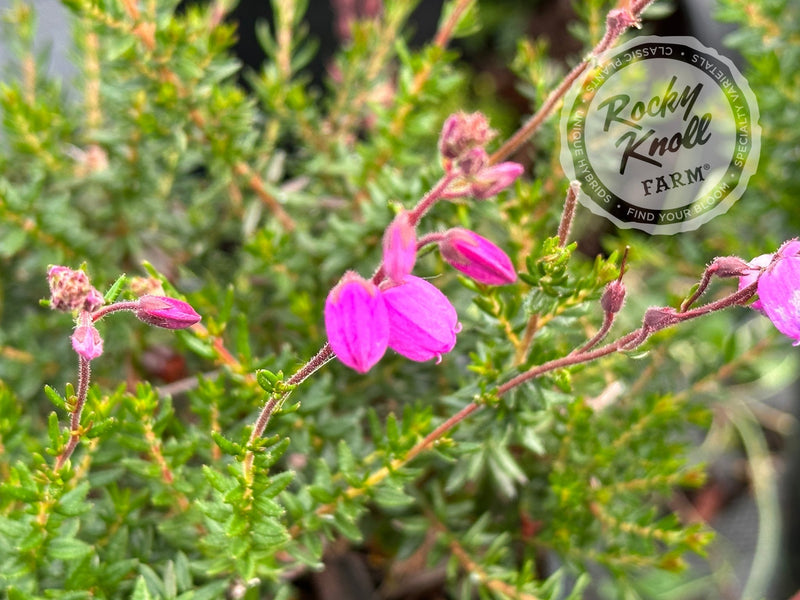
1, 1, 798, 598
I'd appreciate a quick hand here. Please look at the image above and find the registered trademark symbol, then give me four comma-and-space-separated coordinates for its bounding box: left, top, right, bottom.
703, 163, 710, 170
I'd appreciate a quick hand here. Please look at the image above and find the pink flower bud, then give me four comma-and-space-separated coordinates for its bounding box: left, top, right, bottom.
438, 112, 494, 162
600, 279, 626, 314
382, 210, 417, 284
642, 306, 680, 330
605, 8, 638, 39
48, 265, 104, 312
439, 228, 517, 286
470, 162, 524, 199
325, 272, 389, 373
708, 256, 750, 278
71, 314, 104, 360
454, 147, 488, 177
382, 275, 460, 362
135, 295, 201, 329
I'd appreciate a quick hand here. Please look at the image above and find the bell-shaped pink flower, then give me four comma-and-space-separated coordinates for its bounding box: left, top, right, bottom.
382, 210, 416, 284
470, 162, 524, 199
755, 250, 800, 345
325, 272, 389, 373
71, 314, 104, 360
135, 295, 201, 329
439, 228, 517, 286
382, 276, 460, 362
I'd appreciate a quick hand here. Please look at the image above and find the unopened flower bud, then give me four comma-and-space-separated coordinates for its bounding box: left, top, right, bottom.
642, 306, 680, 330
440, 228, 517, 286
708, 256, 750, 278
48, 265, 104, 312
438, 111, 494, 162
470, 162, 524, 199
382, 210, 416, 284
135, 295, 201, 329
600, 279, 626, 314
71, 314, 103, 360
454, 147, 488, 177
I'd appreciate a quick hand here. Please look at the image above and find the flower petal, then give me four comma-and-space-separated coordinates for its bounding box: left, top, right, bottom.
382, 276, 459, 362
757, 256, 800, 344
440, 228, 517, 285
325, 273, 389, 373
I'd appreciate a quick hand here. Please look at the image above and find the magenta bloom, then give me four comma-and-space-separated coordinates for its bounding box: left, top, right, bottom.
325, 272, 389, 373
382, 211, 416, 284
382, 276, 460, 362
71, 320, 104, 360
470, 162, 524, 199
755, 250, 800, 345
740, 240, 800, 311
135, 295, 201, 329
439, 228, 517, 286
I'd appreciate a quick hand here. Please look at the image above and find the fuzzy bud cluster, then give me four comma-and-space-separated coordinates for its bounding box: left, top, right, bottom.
48, 266, 104, 313
438, 111, 494, 162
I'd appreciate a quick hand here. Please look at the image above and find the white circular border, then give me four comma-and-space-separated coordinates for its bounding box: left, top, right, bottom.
559, 35, 761, 235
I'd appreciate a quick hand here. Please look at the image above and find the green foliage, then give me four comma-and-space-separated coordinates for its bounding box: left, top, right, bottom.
0, 0, 795, 598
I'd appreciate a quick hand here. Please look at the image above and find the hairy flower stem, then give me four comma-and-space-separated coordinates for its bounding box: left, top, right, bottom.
498, 279, 759, 394
557, 181, 581, 246
489, 1, 653, 165
90, 301, 140, 321
335, 278, 762, 493
680, 268, 715, 312
55, 356, 91, 470
407, 172, 458, 226
243, 345, 334, 484
373, 174, 458, 285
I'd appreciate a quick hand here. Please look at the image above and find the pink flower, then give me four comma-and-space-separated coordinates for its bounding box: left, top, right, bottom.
740, 240, 800, 312
752, 241, 800, 345
135, 295, 201, 329
382, 210, 416, 284
71, 315, 104, 360
439, 228, 517, 286
470, 162, 524, 199
382, 276, 460, 362
325, 272, 389, 373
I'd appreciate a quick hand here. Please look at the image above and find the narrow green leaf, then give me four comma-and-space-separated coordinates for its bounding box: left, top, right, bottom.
131, 576, 154, 600
47, 537, 93, 561
103, 273, 127, 303
44, 385, 67, 411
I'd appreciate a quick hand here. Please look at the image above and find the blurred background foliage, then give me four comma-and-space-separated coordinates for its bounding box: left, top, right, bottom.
1, 0, 799, 598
